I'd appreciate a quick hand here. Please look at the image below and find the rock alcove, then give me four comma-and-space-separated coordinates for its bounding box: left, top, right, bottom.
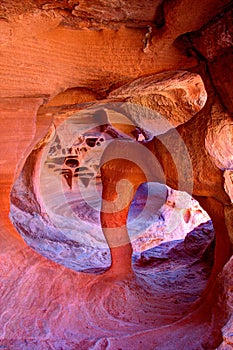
10, 89, 212, 274
10, 77, 215, 345
1, 1, 233, 349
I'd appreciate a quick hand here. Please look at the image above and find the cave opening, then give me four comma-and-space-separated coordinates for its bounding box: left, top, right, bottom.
9, 137, 215, 330
9, 72, 222, 341
128, 182, 215, 313
9, 84, 215, 314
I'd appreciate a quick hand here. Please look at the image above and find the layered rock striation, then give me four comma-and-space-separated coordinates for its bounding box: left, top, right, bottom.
0, 0, 232, 349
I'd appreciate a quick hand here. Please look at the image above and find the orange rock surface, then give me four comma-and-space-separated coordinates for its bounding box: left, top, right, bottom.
0, 0, 232, 349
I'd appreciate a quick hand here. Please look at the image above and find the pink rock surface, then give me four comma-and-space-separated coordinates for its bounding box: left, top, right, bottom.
0, 0, 232, 349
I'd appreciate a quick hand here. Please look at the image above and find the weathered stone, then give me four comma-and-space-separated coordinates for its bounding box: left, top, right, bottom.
190, 4, 233, 112
109, 70, 207, 130
0, 12, 197, 99
0, 0, 232, 349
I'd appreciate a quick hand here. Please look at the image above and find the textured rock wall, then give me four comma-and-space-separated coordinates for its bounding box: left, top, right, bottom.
0, 0, 232, 349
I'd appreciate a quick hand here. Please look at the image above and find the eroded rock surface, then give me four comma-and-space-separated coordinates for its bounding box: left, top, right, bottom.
0, 0, 233, 349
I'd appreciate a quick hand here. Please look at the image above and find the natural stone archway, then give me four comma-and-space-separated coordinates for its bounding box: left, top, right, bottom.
10, 71, 207, 272
100, 72, 232, 289
0, 0, 233, 349
9, 92, 218, 348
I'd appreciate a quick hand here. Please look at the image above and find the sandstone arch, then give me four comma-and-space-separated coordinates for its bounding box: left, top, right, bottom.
0, 0, 232, 348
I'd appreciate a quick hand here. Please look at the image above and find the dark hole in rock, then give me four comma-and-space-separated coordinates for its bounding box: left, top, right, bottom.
65, 158, 79, 168
86, 137, 98, 147
75, 166, 90, 173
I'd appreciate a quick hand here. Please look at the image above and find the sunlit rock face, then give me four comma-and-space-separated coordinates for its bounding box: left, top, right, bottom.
109, 71, 207, 130
0, 0, 233, 349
